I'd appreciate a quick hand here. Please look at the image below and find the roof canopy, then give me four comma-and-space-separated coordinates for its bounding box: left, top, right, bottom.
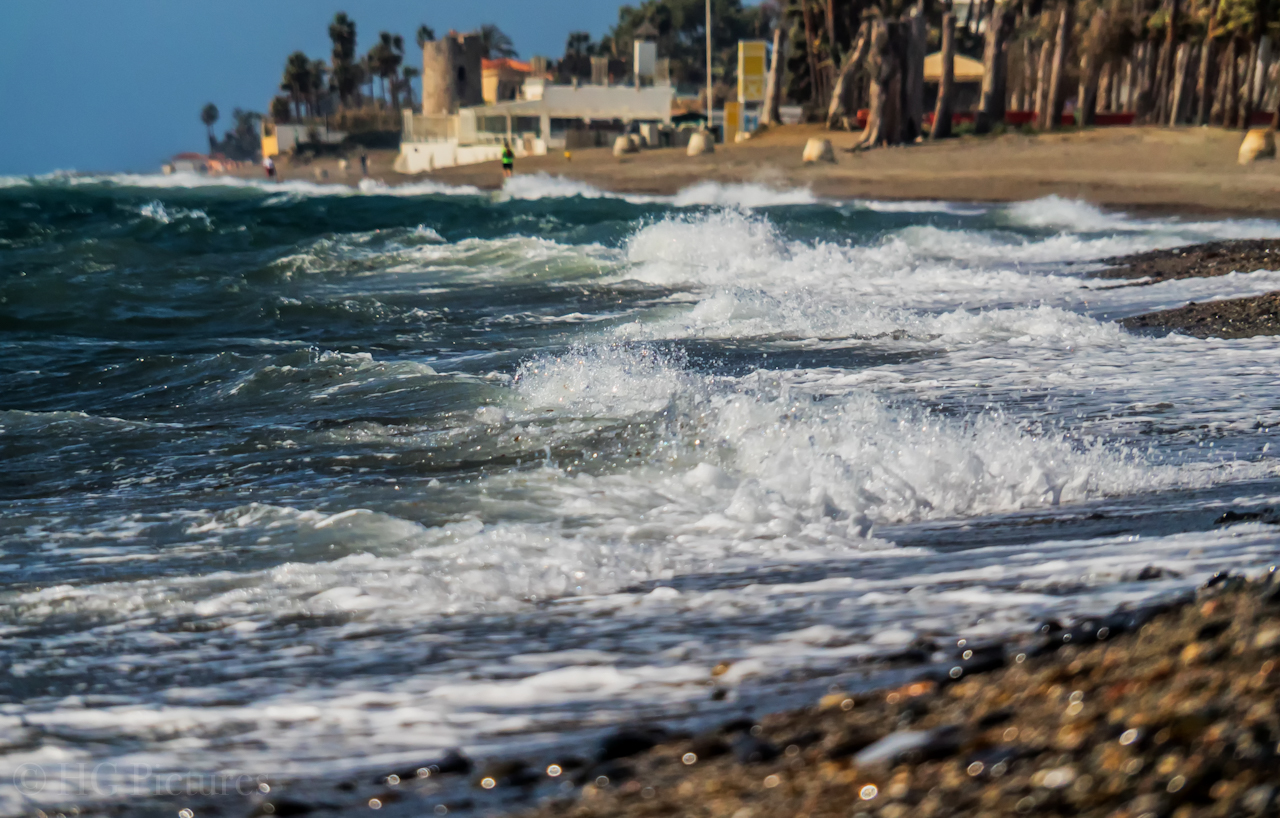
482, 58, 532, 74
923, 51, 985, 83
634, 21, 659, 40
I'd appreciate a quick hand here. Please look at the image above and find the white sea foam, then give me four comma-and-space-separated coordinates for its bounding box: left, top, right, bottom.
1002, 195, 1136, 232
855, 199, 987, 215
671, 181, 818, 208
500, 172, 632, 201
498, 174, 820, 208
269, 229, 614, 282
136, 200, 211, 226
1003, 194, 1280, 240
23, 171, 484, 198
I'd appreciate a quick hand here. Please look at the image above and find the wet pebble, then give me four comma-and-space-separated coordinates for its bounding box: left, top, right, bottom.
597, 726, 670, 761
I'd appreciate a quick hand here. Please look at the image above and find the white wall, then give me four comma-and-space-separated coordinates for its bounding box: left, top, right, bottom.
274, 124, 347, 153
395, 139, 546, 173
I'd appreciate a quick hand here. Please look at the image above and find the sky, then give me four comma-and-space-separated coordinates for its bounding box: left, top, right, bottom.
0, 0, 625, 176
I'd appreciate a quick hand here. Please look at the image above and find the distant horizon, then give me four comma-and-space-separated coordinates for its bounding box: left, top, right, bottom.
0, 1, 629, 176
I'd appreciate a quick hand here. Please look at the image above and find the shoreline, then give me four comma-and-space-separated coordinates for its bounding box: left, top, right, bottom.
60, 571, 1280, 818
229, 125, 1280, 219
514, 573, 1280, 818
1100, 240, 1280, 338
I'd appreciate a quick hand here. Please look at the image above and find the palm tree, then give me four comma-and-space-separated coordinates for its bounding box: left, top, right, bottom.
379, 32, 405, 108
200, 103, 219, 149
281, 51, 313, 119
400, 65, 420, 109
329, 12, 358, 106
310, 59, 329, 114
360, 54, 376, 105
478, 23, 518, 59
416, 24, 436, 48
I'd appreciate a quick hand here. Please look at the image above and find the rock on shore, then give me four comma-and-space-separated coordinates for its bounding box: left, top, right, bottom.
1098, 239, 1280, 283
1098, 238, 1280, 338
521, 575, 1280, 818
1121, 292, 1280, 339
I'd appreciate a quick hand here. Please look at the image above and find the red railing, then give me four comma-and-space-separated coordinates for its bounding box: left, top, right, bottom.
853, 108, 1264, 129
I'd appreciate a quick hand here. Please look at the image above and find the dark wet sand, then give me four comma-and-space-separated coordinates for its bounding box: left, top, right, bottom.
1099, 239, 1280, 338
1099, 240, 1280, 283
1121, 292, 1280, 338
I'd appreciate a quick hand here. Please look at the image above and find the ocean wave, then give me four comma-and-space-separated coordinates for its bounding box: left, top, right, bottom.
671, 181, 818, 208
6, 170, 485, 199
497, 173, 820, 209
136, 200, 212, 226
854, 199, 987, 215
1002, 195, 1280, 240
500, 172, 639, 202
269, 230, 615, 282
0, 409, 167, 435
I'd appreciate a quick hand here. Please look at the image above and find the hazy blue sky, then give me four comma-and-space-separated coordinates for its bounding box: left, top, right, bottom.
0, 1, 624, 175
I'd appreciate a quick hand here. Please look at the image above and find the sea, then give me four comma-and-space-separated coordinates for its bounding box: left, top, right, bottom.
3, 171, 1280, 814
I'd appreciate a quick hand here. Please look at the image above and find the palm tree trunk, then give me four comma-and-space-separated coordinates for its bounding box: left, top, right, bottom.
828, 21, 871, 128
1136, 37, 1159, 120
1043, 0, 1073, 130
1013, 37, 1033, 111
1220, 37, 1238, 126
1196, 36, 1217, 124
1254, 35, 1272, 109
1241, 38, 1259, 128
802, 1, 825, 111
825, 0, 839, 64
932, 12, 958, 138
1169, 42, 1191, 125
764, 26, 785, 125
1210, 39, 1230, 124
1124, 49, 1139, 111
906, 0, 927, 137
1034, 39, 1053, 124
1153, 0, 1179, 123
1078, 47, 1100, 125
854, 17, 909, 147
976, 2, 1011, 132
1097, 59, 1112, 112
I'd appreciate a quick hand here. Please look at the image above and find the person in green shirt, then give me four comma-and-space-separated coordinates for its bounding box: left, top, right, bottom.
501, 141, 514, 178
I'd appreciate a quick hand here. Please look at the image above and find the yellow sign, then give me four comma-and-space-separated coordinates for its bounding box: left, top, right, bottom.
738, 40, 767, 103
725, 100, 741, 143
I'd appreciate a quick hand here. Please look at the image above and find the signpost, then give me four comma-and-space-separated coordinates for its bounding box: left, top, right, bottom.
737, 40, 768, 137
706, 0, 713, 137
738, 40, 768, 102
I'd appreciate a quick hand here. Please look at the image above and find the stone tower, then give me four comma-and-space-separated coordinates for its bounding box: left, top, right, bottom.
421, 32, 484, 115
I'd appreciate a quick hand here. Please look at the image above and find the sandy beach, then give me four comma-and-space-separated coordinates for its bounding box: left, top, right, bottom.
247, 125, 1280, 216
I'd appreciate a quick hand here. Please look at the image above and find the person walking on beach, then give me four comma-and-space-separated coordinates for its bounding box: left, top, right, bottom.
359, 152, 368, 176
501, 141, 514, 178
263, 156, 277, 182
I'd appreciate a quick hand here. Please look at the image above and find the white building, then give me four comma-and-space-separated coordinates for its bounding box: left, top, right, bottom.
396, 79, 675, 173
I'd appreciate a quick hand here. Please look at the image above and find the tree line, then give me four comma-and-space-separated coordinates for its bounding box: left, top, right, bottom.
272, 13, 518, 123
198, 104, 262, 160
555, 0, 776, 97
769, 0, 1279, 145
